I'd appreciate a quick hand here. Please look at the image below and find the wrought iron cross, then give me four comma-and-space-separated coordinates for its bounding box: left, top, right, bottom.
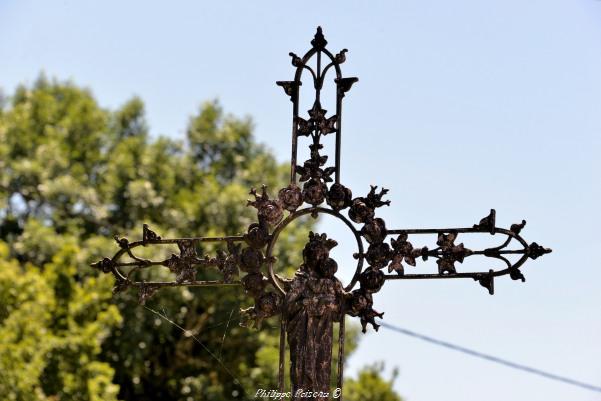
92, 27, 551, 400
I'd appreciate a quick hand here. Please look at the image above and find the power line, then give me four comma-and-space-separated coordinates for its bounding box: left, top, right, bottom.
378, 321, 601, 394
143, 305, 242, 386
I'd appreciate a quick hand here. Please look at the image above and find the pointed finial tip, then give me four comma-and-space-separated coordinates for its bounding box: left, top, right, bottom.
311, 26, 327, 49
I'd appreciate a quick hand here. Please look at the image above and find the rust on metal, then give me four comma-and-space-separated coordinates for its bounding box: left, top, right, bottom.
93, 27, 551, 400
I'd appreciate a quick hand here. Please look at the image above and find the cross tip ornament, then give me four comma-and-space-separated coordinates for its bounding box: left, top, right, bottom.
311, 26, 327, 49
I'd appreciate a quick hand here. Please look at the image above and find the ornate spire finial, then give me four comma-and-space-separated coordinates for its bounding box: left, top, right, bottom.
311, 26, 327, 49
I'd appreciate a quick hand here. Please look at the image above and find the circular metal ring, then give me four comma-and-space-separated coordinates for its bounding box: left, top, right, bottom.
266, 206, 364, 295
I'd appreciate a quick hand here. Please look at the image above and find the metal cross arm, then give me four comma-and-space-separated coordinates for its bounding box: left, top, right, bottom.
92, 27, 551, 401
370, 208, 551, 295
91, 223, 246, 303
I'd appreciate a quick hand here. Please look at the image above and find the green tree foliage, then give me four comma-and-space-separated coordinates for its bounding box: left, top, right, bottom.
0, 77, 402, 400
345, 363, 402, 401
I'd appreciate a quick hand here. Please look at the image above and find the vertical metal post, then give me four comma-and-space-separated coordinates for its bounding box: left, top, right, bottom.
290, 87, 299, 184
278, 312, 287, 393
336, 303, 345, 400
335, 84, 342, 184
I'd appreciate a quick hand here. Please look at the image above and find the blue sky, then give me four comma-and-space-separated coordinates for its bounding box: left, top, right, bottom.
2, 1, 600, 400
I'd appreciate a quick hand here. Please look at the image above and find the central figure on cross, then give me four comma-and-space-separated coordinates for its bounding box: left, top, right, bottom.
284, 232, 345, 400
